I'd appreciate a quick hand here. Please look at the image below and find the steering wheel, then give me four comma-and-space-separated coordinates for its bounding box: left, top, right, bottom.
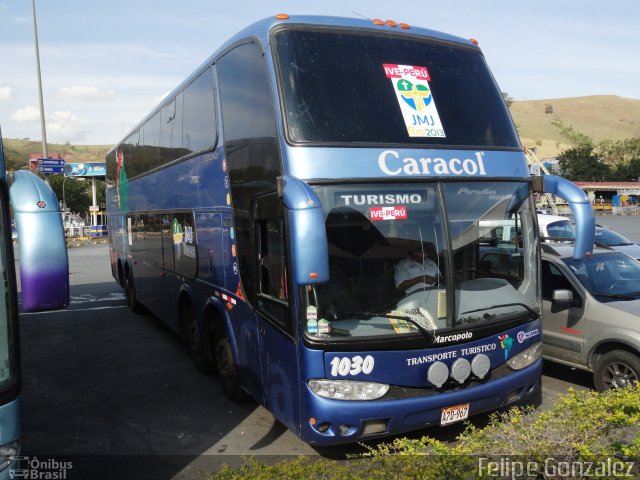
455, 267, 489, 278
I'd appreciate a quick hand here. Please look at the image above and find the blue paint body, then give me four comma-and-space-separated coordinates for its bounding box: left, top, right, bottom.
10, 171, 69, 312
105, 16, 594, 445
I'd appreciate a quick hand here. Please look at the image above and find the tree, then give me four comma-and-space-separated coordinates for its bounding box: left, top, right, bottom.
501, 92, 513, 107
1, 142, 28, 172
557, 143, 611, 181
47, 175, 92, 215
597, 138, 640, 165
612, 158, 640, 182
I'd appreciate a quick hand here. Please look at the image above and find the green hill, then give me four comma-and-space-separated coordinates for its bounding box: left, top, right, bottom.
2, 138, 109, 171
509, 95, 640, 159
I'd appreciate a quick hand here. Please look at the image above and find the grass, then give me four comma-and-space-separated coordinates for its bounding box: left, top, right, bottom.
510, 95, 640, 158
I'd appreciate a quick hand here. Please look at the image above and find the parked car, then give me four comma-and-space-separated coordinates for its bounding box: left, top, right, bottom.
594, 226, 640, 261
537, 214, 575, 241
541, 243, 640, 391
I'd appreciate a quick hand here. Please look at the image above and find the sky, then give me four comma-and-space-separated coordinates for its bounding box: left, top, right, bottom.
1, 0, 639, 146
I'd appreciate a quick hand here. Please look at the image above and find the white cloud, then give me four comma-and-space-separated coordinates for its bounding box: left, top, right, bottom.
47, 111, 89, 143
7, 107, 89, 143
57, 86, 115, 102
0, 85, 12, 101
10, 106, 40, 123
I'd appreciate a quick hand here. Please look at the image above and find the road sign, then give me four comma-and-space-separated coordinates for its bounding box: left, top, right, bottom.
38, 165, 65, 174
37, 158, 65, 167
37, 158, 65, 174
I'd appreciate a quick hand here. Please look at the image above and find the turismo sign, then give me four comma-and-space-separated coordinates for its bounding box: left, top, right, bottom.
64, 162, 106, 177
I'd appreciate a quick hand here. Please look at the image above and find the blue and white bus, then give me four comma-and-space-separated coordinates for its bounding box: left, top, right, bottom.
105, 15, 594, 445
0, 126, 69, 476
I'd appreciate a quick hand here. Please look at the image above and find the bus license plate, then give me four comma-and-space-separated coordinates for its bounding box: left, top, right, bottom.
440, 403, 469, 426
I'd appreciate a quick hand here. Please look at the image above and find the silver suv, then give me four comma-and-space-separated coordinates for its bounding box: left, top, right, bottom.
541, 243, 640, 391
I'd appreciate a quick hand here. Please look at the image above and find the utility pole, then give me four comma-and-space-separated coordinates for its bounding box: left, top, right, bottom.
32, 0, 48, 159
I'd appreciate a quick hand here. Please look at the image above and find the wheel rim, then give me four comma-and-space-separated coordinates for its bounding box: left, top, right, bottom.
602, 361, 638, 389
215, 338, 234, 378
125, 276, 134, 307
187, 320, 200, 353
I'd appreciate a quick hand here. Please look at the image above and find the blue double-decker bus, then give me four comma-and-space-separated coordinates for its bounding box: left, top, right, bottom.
105, 15, 594, 445
0, 126, 69, 476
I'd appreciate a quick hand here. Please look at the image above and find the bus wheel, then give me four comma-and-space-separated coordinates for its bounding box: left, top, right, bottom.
214, 330, 247, 402
182, 304, 214, 373
125, 272, 144, 314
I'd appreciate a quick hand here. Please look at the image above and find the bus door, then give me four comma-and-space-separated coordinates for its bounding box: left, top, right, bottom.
253, 194, 299, 432
142, 213, 167, 314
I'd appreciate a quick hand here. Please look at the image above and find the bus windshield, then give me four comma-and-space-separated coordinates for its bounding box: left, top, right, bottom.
273, 28, 520, 148
305, 182, 538, 341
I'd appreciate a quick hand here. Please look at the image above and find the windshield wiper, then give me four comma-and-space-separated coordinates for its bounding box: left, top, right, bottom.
458, 314, 494, 325
461, 302, 538, 319
591, 292, 638, 300
347, 311, 434, 340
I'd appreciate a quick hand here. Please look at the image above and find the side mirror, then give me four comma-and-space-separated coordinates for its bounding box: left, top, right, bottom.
551, 289, 574, 306
10, 171, 69, 312
279, 175, 329, 285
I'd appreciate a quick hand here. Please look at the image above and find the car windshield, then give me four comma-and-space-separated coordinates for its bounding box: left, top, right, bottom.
303, 182, 538, 342
595, 228, 634, 246
544, 220, 575, 239
273, 28, 519, 148
563, 252, 640, 298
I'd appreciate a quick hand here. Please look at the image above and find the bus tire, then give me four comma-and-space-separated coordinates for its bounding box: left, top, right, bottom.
215, 330, 247, 402
181, 302, 214, 373
125, 271, 144, 314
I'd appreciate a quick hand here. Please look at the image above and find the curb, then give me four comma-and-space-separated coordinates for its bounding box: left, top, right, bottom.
66, 238, 109, 248
14, 238, 108, 248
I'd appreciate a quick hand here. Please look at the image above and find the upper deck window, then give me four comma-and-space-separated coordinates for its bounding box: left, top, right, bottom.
273, 28, 519, 148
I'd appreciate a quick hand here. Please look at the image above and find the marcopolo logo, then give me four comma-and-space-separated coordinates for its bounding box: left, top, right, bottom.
517, 329, 540, 344
434, 331, 473, 344
378, 150, 487, 177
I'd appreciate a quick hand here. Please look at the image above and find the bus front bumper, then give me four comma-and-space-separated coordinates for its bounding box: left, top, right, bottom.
299, 359, 541, 445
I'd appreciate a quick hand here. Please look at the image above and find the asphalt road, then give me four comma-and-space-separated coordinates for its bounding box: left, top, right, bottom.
16, 235, 609, 479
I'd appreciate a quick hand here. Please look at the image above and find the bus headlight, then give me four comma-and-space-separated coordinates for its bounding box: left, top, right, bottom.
308, 379, 389, 400
506, 342, 542, 370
